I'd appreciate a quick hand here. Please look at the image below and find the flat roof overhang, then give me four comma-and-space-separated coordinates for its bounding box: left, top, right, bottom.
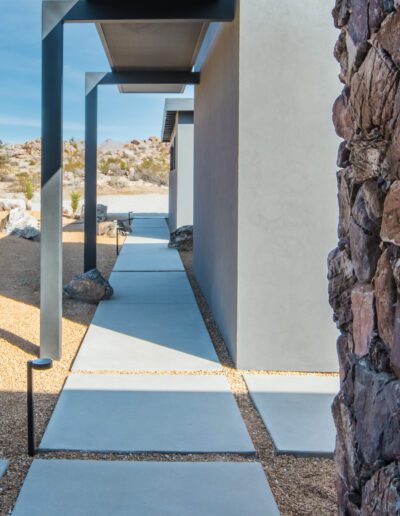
162, 98, 195, 142
96, 21, 207, 93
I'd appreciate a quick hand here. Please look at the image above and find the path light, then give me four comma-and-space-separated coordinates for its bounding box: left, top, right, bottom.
27, 358, 53, 457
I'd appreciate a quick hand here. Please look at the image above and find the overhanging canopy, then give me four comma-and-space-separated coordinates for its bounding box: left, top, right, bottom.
97, 21, 208, 93
162, 98, 195, 142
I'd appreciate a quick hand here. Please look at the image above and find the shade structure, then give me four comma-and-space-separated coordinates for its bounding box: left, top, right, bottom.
97, 21, 208, 93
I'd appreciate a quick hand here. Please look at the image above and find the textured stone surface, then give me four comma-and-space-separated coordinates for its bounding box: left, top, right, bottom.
381, 180, 400, 244
63, 269, 113, 304
328, 246, 356, 330
374, 249, 396, 346
351, 284, 375, 356
331, 6, 400, 510
169, 225, 193, 252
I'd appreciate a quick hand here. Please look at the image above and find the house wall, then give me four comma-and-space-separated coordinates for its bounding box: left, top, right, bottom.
175, 112, 194, 229
236, 0, 340, 370
168, 129, 177, 231
193, 15, 239, 362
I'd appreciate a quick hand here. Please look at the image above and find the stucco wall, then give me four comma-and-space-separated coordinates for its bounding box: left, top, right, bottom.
175, 112, 194, 229
193, 16, 239, 361
236, 0, 340, 370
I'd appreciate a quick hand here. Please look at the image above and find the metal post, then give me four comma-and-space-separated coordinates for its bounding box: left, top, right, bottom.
27, 363, 34, 456
84, 85, 98, 272
116, 226, 120, 256
27, 358, 53, 457
40, 19, 63, 360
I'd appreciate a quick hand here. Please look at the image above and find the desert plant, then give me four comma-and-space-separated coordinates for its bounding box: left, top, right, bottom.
25, 178, 34, 202
70, 191, 81, 215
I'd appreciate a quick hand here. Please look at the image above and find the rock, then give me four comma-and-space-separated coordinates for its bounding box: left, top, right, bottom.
3, 208, 40, 240
348, 0, 370, 45
337, 333, 354, 382
390, 299, 400, 375
361, 462, 400, 515
0, 198, 26, 211
63, 269, 113, 304
169, 225, 193, 252
348, 130, 389, 182
349, 217, 381, 284
80, 204, 108, 222
349, 47, 399, 133
337, 141, 351, 168
372, 8, 400, 68
333, 88, 354, 140
374, 249, 396, 347
97, 221, 117, 237
328, 246, 357, 330
351, 283, 376, 355
337, 169, 353, 238
381, 180, 400, 244
349, 182, 383, 282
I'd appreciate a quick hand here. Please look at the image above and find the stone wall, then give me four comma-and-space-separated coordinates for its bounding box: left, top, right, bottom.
329, 1, 400, 513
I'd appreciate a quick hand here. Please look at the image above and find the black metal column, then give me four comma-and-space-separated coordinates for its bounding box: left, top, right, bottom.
40, 20, 63, 360
84, 85, 98, 272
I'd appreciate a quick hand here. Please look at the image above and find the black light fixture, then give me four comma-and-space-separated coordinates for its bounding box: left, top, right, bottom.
27, 358, 53, 457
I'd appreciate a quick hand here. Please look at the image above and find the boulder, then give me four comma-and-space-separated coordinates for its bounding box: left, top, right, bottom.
169, 225, 193, 252
0, 198, 26, 211
80, 204, 108, 222
351, 283, 376, 356
63, 269, 113, 304
3, 208, 40, 240
333, 88, 354, 140
348, 129, 389, 182
97, 221, 117, 237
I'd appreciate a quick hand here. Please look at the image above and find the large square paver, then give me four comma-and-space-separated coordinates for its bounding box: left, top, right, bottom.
244, 374, 339, 456
108, 272, 196, 304
132, 217, 168, 229
114, 243, 184, 271
12, 460, 279, 516
73, 302, 221, 371
127, 226, 170, 243
39, 375, 254, 453
0, 459, 8, 480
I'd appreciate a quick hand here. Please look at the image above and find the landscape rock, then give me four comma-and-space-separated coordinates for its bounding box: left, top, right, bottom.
348, 130, 389, 182
63, 269, 113, 304
3, 208, 40, 240
351, 283, 376, 355
328, 246, 356, 330
333, 88, 354, 140
80, 203, 108, 222
0, 198, 26, 211
381, 180, 400, 244
374, 249, 396, 347
169, 225, 193, 252
97, 221, 117, 237
337, 169, 353, 238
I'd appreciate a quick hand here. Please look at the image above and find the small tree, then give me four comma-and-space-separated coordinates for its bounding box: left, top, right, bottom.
70, 191, 81, 216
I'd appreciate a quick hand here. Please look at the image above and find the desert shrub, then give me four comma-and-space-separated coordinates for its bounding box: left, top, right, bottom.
135, 156, 169, 185
25, 178, 34, 201
15, 172, 29, 192
70, 191, 81, 215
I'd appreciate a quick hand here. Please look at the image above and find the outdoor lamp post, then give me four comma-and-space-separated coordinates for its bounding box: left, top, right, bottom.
27, 358, 53, 457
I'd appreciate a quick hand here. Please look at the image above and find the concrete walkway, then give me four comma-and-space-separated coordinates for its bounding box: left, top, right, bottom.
13, 216, 280, 515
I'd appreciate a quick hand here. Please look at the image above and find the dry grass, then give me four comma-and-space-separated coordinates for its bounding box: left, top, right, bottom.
0, 221, 337, 515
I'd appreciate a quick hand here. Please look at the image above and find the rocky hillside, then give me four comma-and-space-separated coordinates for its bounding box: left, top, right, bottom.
0, 137, 170, 196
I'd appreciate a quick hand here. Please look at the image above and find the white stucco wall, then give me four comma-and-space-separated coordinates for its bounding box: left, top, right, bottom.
193, 0, 340, 371
175, 112, 194, 229
236, 0, 340, 371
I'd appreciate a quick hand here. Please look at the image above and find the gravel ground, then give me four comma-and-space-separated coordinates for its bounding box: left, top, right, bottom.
0, 222, 337, 515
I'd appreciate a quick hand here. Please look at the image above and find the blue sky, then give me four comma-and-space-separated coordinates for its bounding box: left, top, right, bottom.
0, 1, 193, 143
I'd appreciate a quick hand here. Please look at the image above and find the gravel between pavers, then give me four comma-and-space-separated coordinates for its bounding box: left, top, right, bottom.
0, 226, 337, 516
